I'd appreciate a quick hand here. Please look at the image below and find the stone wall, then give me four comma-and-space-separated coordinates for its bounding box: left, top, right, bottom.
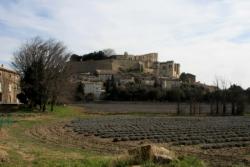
132, 53, 158, 62
112, 59, 141, 72
68, 59, 113, 73
69, 59, 143, 74
115, 53, 158, 62
0, 104, 21, 112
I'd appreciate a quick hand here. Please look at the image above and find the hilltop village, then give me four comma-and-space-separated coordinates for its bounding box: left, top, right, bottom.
0, 51, 213, 104
68, 51, 208, 100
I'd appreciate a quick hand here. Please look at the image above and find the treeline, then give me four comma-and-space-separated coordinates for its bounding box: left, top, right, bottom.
70, 49, 116, 61
105, 77, 250, 115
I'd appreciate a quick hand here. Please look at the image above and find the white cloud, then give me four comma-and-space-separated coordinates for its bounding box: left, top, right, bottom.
0, 0, 250, 87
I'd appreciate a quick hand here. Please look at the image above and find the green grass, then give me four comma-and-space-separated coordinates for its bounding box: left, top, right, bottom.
31, 158, 111, 167
169, 156, 206, 167
0, 117, 14, 129
50, 105, 74, 117
49, 105, 88, 119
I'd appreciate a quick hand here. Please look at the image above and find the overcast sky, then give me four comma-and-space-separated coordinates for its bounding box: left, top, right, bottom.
0, 0, 250, 88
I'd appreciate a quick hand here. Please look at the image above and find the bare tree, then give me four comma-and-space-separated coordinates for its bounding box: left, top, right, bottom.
102, 49, 116, 57
211, 76, 231, 115
213, 77, 220, 115
220, 78, 228, 115
12, 37, 70, 111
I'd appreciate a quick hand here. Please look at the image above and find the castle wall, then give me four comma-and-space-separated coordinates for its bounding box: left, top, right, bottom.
68, 59, 113, 73
115, 53, 158, 64
68, 53, 180, 78
132, 53, 158, 62
69, 59, 142, 74
112, 59, 141, 72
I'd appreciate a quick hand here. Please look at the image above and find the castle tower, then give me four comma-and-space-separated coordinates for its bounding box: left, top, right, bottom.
159, 61, 180, 78
174, 63, 180, 78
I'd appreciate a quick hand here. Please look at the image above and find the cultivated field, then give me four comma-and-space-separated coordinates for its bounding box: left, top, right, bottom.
0, 104, 250, 167
68, 116, 250, 149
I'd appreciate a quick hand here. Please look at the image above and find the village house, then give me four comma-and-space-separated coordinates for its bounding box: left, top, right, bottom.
141, 77, 155, 86
0, 65, 20, 104
82, 81, 105, 99
95, 69, 115, 82
160, 78, 181, 90
118, 77, 135, 85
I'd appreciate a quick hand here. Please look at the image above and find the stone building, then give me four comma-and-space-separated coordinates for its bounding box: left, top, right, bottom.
95, 69, 115, 82
159, 61, 180, 78
0, 66, 20, 104
160, 78, 181, 90
114, 52, 158, 73
180, 73, 196, 84
82, 81, 105, 99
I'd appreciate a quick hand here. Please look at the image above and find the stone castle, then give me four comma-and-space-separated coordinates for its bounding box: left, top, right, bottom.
69, 52, 180, 78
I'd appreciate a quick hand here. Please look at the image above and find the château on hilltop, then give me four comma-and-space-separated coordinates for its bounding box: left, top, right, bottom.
69, 52, 180, 79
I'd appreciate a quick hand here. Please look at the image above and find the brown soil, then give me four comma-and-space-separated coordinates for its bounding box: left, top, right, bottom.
0, 129, 8, 139
27, 122, 250, 167
171, 145, 250, 167
0, 146, 10, 162
26, 122, 141, 154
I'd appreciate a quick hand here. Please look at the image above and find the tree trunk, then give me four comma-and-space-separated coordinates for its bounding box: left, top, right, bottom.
29, 101, 35, 111
216, 101, 219, 115
177, 102, 180, 115
232, 103, 235, 115
193, 102, 196, 115
198, 103, 201, 115
50, 102, 54, 112
42, 104, 46, 112
223, 102, 226, 115
50, 96, 57, 112
189, 102, 192, 115
210, 101, 213, 115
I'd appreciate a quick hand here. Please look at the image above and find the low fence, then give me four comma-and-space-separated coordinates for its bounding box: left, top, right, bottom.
0, 104, 22, 113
